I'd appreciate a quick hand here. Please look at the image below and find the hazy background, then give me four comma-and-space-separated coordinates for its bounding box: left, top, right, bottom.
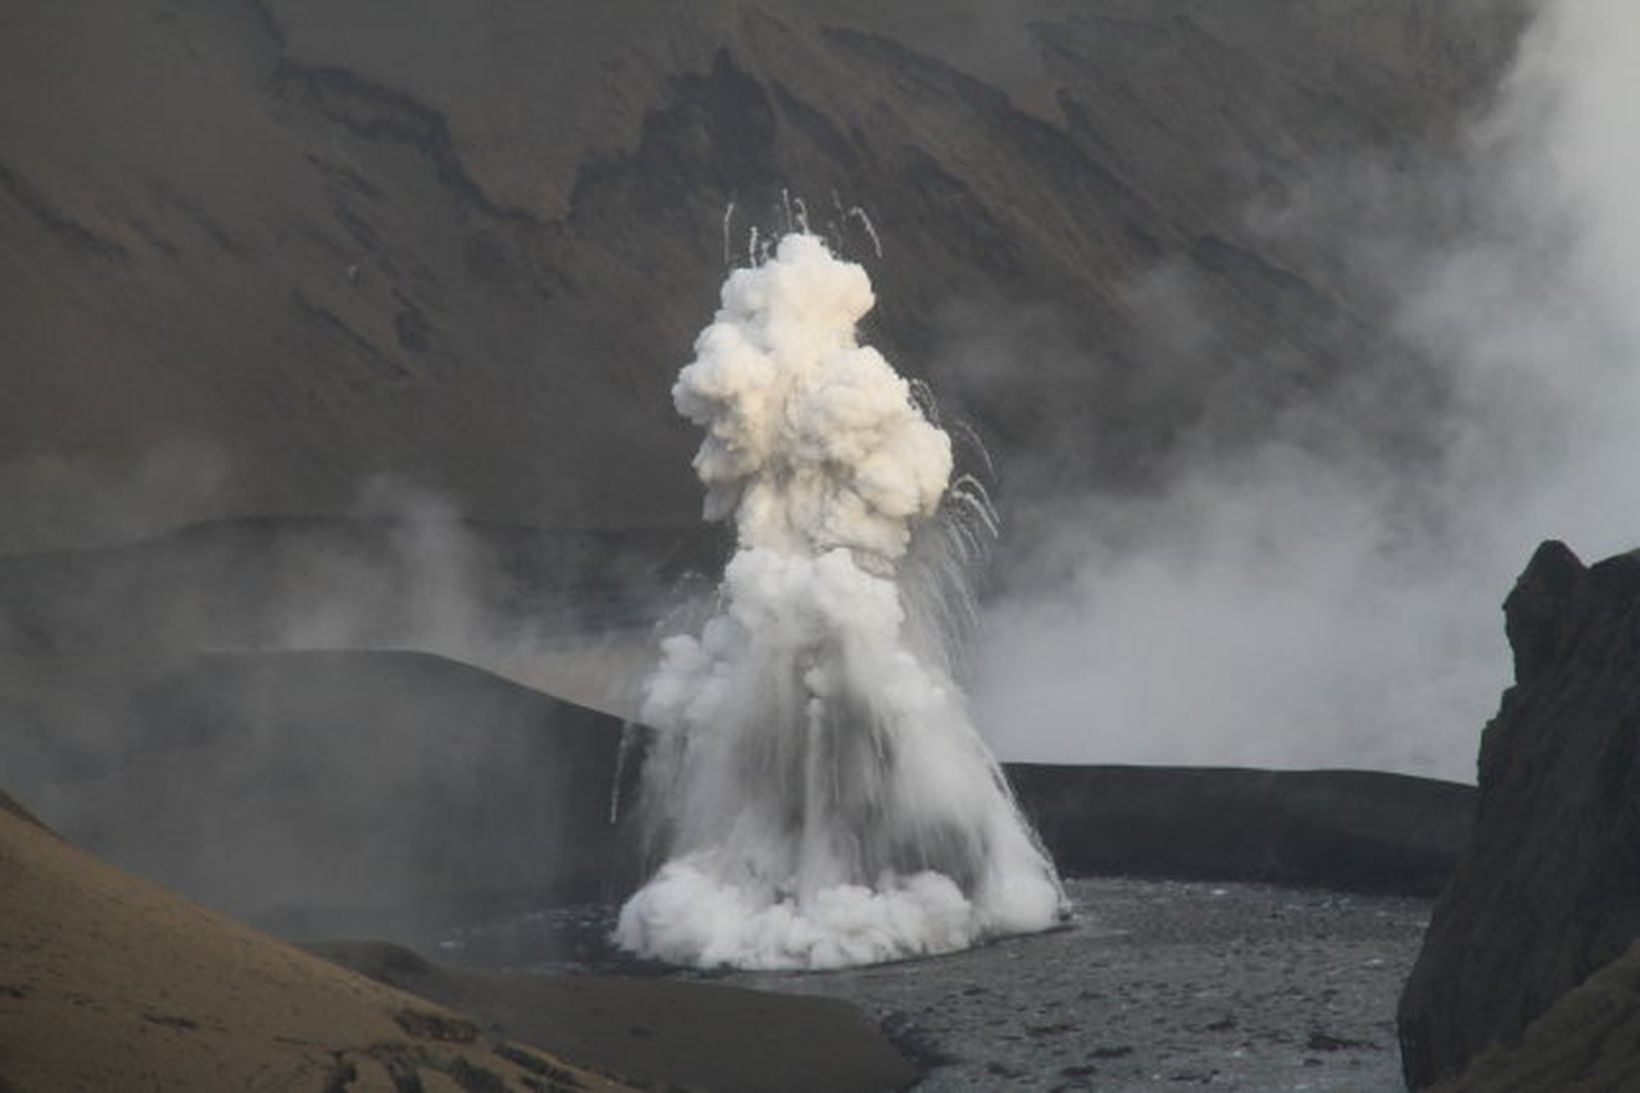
971, 0, 1640, 780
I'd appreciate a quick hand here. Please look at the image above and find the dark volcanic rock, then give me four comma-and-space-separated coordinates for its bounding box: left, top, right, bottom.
1008, 763, 1473, 897
1398, 541, 1640, 1088
1431, 939, 1640, 1092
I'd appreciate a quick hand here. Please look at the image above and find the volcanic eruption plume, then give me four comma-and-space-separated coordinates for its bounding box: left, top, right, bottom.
614, 233, 1065, 970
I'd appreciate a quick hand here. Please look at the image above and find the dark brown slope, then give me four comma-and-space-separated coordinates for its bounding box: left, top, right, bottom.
0, 0, 1524, 547
308, 940, 916, 1093
0, 800, 630, 1092
1398, 542, 1640, 1088
0, 788, 46, 830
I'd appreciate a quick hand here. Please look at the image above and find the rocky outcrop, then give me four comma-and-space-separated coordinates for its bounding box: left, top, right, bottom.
1010, 764, 1473, 897
1398, 541, 1640, 1088
1430, 939, 1640, 1092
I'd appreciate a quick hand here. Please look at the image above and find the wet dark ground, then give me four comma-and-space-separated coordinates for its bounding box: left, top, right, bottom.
436, 876, 1426, 1091
740, 879, 1424, 1091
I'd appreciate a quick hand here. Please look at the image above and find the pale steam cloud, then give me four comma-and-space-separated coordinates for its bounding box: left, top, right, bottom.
969, 0, 1640, 782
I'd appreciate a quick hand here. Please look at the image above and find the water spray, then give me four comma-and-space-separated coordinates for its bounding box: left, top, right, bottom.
613, 232, 1065, 970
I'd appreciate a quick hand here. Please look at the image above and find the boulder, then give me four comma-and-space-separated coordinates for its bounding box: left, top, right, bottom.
1398, 541, 1640, 1087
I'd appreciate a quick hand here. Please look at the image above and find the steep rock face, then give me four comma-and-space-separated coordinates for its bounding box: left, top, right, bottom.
1398, 541, 1640, 1088
1431, 939, 1640, 1092
0, 0, 1524, 546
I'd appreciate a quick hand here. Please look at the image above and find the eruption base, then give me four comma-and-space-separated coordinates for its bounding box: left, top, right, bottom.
614, 233, 1064, 970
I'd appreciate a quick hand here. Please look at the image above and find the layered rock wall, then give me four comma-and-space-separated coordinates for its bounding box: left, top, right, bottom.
1399, 541, 1640, 1087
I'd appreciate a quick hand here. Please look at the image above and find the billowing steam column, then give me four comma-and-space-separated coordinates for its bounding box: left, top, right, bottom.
615, 233, 1065, 970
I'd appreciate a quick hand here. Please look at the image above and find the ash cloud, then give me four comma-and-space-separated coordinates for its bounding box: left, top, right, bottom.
968, 0, 1640, 781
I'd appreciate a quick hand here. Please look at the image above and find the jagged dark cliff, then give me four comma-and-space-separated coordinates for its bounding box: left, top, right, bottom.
1428, 939, 1640, 1092
1399, 541, 1640, 1088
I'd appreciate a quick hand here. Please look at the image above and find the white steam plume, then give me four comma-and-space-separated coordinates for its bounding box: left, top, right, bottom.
970, 0, 1640, 782
615, 233, 1064, 970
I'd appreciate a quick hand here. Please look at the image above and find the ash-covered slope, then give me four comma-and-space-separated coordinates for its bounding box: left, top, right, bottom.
0, 0, 1522, 541
1399, 541, 1640, 1088
0, 798, 630, 1091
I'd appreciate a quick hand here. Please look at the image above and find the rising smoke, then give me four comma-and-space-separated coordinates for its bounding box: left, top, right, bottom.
615, 234, 1064, 970
967, 0, 1640, 782
0, 473, 664, 936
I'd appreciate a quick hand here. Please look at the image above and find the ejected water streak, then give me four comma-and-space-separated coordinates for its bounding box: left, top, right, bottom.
613, 233, 1064, 970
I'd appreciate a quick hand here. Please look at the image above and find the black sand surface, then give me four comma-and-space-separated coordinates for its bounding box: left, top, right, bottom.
749, 877, 1427, 1091
309, 940, 916, 1093
433, 876, 1429, 1091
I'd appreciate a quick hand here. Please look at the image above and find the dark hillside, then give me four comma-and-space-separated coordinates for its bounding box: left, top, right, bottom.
0, 0, 1525, 544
